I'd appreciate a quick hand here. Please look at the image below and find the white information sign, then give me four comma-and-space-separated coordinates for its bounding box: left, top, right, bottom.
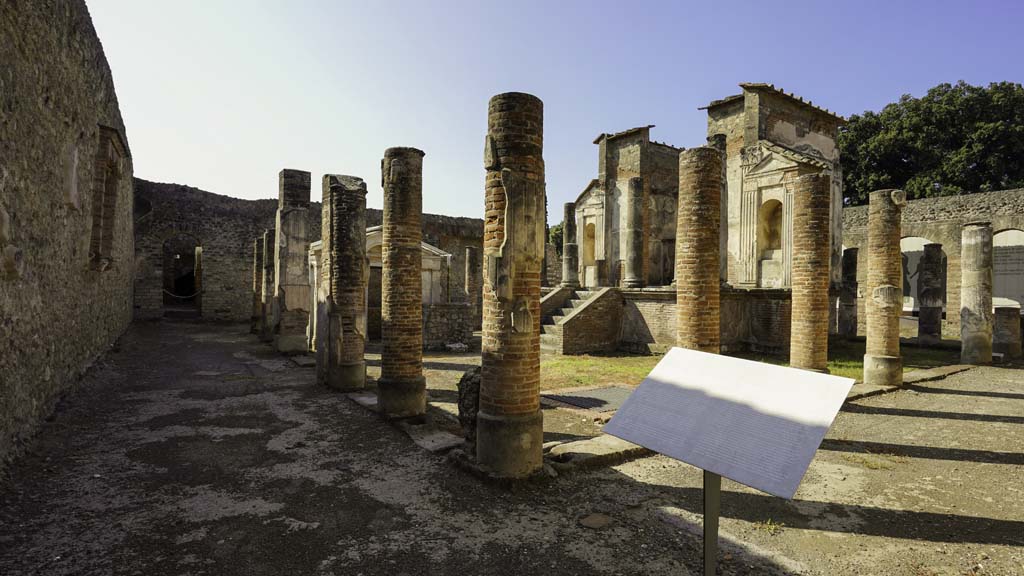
604, 347, 855, 499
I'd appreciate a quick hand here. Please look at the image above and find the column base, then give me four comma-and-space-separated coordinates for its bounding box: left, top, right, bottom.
863, 354, 902, 387
324, 361, 366, 391
274, 334, 308, 354
560, 280, 580, 289
622, 279, 644, 289
960, 338, 993, 365
475, 409, 543, 479
377, 376, 426, 418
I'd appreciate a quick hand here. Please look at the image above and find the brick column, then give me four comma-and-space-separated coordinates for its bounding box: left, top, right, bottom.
789, 173, 831, 372
251, 237, 262, 334
960, 222, 993, 364
623, 176, 645, 288
864, 189, 906, 386
317, 175, 368, 390
379, 147, 426, 417
918, 243, 944, 345
561, 202, 580, 288
993, 306, 1022, 359
259, 228, 277, 342
676, 147, 722, 353
477, 92, 546, 478
838, 247, 858, 338
273, 169, 312, 354
465, 246, 482, 330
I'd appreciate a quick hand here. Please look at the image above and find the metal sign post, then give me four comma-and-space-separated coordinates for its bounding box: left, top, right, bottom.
703, 470, 721, 576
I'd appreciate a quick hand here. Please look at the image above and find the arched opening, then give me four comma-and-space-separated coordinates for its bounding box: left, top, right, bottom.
899, 236, 947, 314
757, 200, 783, 287
582, 222, 596, 265
162, 234, 202, 317
993, 229, 1024, 307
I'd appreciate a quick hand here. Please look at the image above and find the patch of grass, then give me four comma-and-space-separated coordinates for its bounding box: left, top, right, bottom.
753, 518, 785, 535
841, 453, 895, 470
540, 353, 659, 391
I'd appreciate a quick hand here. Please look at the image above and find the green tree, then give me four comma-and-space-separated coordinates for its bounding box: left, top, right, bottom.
839, 81, 1024, 205
548, 222, 564, 257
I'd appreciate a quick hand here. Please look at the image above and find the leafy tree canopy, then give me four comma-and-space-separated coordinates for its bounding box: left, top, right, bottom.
548, 222, 564, 257
839, 81, 1024, 206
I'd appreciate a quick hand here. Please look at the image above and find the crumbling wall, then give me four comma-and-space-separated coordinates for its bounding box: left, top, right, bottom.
134, 179, 483, 323
0, 0, 134, 469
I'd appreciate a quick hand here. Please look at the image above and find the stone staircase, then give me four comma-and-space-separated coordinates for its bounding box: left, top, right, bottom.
540, 289, 597, 353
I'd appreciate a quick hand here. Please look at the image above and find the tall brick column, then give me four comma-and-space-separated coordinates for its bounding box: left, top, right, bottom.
250, 237, 262, 334
864, 189, 906, 386
477, 92, 546, 478
379, 147, 426, 417
838, 248, 858, 338
789, 173, 832, 372
465, 246, 482, 329
316, 175, 368, 391
623, 176, 645, 288
960, 222, 993, 364
273, 169, 312, 354
561, 202, 580, 288
675, 147, 722, 353
259, 228, 277, 342
993, 305, 1022, 359
918, 243, 944, 345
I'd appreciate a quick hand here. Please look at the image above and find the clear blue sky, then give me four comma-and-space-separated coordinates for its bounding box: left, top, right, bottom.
89, 0, 1024, 223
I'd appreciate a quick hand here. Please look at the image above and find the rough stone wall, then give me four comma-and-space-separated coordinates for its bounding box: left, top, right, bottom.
423, 303, 473, 350
544, 243, 561, 286
134, 179, 481, 323
0, 0, 134, 470
618, 288, 791, 354
842, 187, 1024, 334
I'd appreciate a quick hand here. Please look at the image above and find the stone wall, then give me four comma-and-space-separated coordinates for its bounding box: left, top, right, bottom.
619, 287, 791, 354
423, 303, 474, 350
1, 0, 134, 469
842, 187, 1024, 334
134, 179, 483, 323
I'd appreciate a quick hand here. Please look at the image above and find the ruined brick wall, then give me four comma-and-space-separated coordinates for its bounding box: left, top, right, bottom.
134, 179, 482, 323
842, 187, 1024, 333
1, 0, 134, 469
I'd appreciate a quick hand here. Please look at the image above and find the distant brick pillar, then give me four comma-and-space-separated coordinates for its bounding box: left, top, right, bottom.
561, 202, 580, 288
621, 176, 645, 288
960, 222, 993, 364
918, 243, 944, 345
317, 175, 368, 391
259, 228, 277, 342
273, 169, 312, 354
864, 189, 906, 386
477, 92, 546, 478
789, 173, 831, 372
379, 147, 426, 417
993, 306, 1022, 359
675, 147, 722, 353
838, 248, 858, 338
251, 237, 263, 334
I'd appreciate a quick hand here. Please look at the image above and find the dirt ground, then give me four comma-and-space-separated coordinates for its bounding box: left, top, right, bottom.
1, 320, 1022, 575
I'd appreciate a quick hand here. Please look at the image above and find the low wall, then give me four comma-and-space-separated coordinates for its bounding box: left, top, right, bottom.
560, 288, 623, 354
423, 303, 474, 350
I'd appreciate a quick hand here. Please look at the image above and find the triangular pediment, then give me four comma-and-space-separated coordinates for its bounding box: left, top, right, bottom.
743, 141, 830, 177
746, 151, 800, 175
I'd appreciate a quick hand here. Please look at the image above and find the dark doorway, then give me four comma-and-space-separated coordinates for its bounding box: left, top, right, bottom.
162, 234, 202, 317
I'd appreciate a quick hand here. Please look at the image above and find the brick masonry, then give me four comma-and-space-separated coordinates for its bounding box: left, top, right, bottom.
379, 147, 427, 417
864, 189, 906, 386
789, 173, 831, 371
676, 147, 723, 353
0, 0, 134, 471
478, 92, 546, 478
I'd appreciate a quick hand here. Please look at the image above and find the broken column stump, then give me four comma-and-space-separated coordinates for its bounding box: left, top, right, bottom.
316, 174, 368, 391
918, 243, 945, 345
477, 92, 546, 478
864, 189, 906, 387
378, 147, 427, 418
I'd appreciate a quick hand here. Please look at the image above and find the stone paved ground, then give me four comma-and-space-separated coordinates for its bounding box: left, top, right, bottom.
1, 321, 1022, 575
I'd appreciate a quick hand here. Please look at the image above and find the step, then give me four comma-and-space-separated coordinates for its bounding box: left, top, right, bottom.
558, 307, 576, 317
566, 299, 587, 309
573, 290, 596, 300
551, 315, 565, 324
540, 333, 562, 352
542, 324, 562, 335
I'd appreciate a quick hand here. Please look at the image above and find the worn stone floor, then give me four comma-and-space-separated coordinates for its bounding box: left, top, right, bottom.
1, 321, 1022, 575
